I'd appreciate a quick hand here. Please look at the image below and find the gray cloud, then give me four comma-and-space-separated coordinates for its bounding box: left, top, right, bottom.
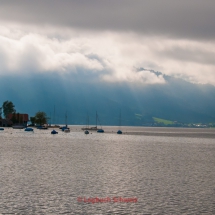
1, 1, 215, 86
161, 46, 215, 66
0, 28, 215, 85
0, 0, 215, 40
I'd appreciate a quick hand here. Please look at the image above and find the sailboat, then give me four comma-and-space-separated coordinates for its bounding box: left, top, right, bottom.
49, 106, 60, 128
96, 112, 104, 133
117, 110, 122, 134
81, 112, 97, 131
97, 128, 104, 133
82, 114, 91, 130
63, 112, 70, 133
81, 111, 104, 132
83, 114, 89, 134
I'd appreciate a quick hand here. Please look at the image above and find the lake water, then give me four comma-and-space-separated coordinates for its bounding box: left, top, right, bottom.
0, 127, 215, 214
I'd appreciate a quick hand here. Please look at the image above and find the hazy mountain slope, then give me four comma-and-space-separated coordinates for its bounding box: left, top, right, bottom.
1, 73, 215, 125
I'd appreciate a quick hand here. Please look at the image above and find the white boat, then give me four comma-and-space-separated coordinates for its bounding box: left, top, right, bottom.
82, 126, 97, 131
82, 111, 104, 132
82, 114, 97, 130
64, 128, 70, 133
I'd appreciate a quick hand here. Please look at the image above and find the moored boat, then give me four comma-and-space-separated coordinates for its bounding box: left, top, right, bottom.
117, 130, 122, 134
51, 130, 58, 134
97, 129, 104, 133
61, 126, 68, 131
96, 111, 104, 133
64, 128, 70, 133
37, 125, 48, 129
117, 109, 122, 134
82, 126, 97, 131
25, 127, 34, 132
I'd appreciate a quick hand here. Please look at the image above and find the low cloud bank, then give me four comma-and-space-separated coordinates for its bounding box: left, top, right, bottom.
0, 24, 215, 85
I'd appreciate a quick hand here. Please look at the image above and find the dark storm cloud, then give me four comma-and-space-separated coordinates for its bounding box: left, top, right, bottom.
0, 0, 215, 40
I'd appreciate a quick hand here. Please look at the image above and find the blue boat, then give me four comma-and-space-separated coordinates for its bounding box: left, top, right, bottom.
97, 129, 104, 133
95, 112, 104, 133
51, 130, 58, 134
60, 112, 69, 132
61, 126, 68, 131
117, 130, 122, 134
0, 128, 4, 131
117, 110, 122, 134
85, 130, 89, 134
25, 127, 34, 132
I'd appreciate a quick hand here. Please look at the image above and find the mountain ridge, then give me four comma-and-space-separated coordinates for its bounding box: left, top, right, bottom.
1, 72, 215, 125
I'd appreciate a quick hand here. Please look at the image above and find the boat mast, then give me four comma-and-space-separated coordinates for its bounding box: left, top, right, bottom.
53, 105, 55, 125
119, 109, 121, 127
65, 111, 67, 127
86, 113, 89, 128
96, 111, 98, 128
50, 111, 51, 126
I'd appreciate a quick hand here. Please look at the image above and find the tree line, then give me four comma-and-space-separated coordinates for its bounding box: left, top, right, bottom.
0, 100, 48, 126
0, 101, 16, 119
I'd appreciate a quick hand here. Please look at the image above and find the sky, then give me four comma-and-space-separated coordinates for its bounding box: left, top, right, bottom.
0, 0, 215, 86
0, 0, 215, 122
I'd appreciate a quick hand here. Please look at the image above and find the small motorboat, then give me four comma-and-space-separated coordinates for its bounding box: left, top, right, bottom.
84, 130, 89, 134
117, 130, 122, 134
0, 128, 4, 131
61, 126, 68, 131
25, 127, 34, 132
51, 130, 58, 134
97, 129, 104, 133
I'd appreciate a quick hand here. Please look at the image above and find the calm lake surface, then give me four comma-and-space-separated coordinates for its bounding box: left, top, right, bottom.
0, 127, 215, 214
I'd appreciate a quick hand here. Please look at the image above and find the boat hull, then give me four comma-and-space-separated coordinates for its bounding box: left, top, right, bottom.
25, 128, 34, 131
97, 129, 104, 133
51, 130, 58, 134
82, 126, 97, 131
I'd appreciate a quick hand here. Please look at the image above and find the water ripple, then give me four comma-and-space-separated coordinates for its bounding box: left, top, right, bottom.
0, 127, 214, 214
